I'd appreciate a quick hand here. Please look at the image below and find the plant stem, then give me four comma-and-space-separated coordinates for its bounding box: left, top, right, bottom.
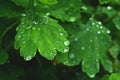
0, 21, 19, 48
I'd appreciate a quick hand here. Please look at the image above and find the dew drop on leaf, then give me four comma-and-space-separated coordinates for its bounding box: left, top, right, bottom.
74, 38, 78, 41
107, 30, 110, 34
22, 41, 26, 44
64, 40, 70, 46
60, 32, 64, 36
97, 31, 101, 34
64, 48, 69, 53
21, 13, 26, 16
107, 6, 112, 10
33, 21, 38, 24
89, 74, 95, 78
24, 55, 32, 61
32, 27, 36, 30
69, 17, 76, 22
46, 12, 50, 16
69, 53, 75, 59
98, 21, 102, 25
81, 46, 85, 50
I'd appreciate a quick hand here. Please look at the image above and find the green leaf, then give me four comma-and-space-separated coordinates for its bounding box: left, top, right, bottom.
14, 12, 69, 60
101, 6, 120, 30
0, 0, 22, 17
109, 73, 120, 80
39, 0, 82, 22
0, 49, 8, 64
109, 42, 120, 59
39, 0, 57, 4
56, 18, 112, 77
11, 0, 29, 8
99, 0, 110, 4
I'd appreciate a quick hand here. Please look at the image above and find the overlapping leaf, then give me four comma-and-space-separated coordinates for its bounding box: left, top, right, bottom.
38, 0, 82, 22
14, 12, 69, 60
56, 18, 112, 77
0, 0, 22, 17
0, 49, 8, 64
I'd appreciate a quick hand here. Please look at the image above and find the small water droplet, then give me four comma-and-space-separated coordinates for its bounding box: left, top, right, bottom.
98, 21, 102, 25
38, 28, 40, 31
107, 6, 112, 10
107, 30, 110, 34
46, 12, 50, 16
64, 40, 70, 46
92, 23, 95, 25
74, 38, 78, 41
21, 13, 26, 16
26, 26, 32, 29
89, 74, 95, 78
70, 17, 76, 22
90, 40, 93, 42
81, 46, 85, 50
24, 55, 32, 61
32, 27, 36, 30
100, 26, 103, 29
86, 28, 90, 31
22, 41, 26, 44
60, 33, 64, 36
82, 5, 87, 10
33, 21, 38, 24
69, 53, 75, 59
64, 48, 69, 53
97, 31, 101, 34
17, 35, 21, 38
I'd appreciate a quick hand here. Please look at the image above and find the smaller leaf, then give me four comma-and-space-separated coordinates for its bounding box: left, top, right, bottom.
0, 49, 8, 64
39, 0, 57, 4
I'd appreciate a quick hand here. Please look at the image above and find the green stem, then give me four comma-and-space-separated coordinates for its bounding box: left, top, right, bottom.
104, 11, 120, 25
0, 21, 19, 49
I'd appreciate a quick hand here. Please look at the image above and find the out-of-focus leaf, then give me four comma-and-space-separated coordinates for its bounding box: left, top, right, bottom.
99, 0, 110, 4
0, 0, 23, 17
0, 49, 8, 64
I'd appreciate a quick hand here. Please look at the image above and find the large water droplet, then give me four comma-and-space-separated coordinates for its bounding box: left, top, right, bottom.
64, 40, 70, 46
64, 48, 69, 53
70, 17, 76, 22
69, 53, 75, 59
24, 55, 32, 61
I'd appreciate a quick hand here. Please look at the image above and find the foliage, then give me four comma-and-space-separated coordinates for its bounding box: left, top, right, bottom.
0, 0, 120, 80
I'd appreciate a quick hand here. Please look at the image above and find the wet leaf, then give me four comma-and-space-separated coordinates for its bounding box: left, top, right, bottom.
56, 18, 112, 77
14, 12, 69, 60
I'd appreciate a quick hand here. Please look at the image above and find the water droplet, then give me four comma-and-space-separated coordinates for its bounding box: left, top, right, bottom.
74, 38, 78, 41
64, 40, 70, 46
21, 13, 26, 16
64, 61, 68, 64
46, 12, 50, 16
70, 17, 76, 22
86, 28, 89, 31
64, 48, 69, 53
90, 40, 93, 42
22, 41, 26, 44
69, 53, 75, 59
107, 30, 110, 34
107, 6, 112, 10
92, 23, 95, 25
26, 26, 32, 29
33, 21, 38, 24
81, 46, 85, 50
97, 31, 101, 34
24, 55, 32, 61
32, 27, 36, 30
98, 21, 102, 25
60, 33, 64, 36
82, 5, 87, 10
100, 26, 103, 29
17, 35, 21, 38
89, 74, 95, 78
38, 28, 40, 31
